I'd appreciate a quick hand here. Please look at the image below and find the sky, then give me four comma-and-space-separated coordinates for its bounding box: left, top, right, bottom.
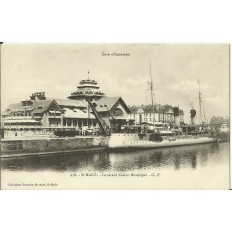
1, 44, 229, 123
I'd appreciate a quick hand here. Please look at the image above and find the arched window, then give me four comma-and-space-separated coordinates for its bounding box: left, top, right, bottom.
113, 108, 123, 117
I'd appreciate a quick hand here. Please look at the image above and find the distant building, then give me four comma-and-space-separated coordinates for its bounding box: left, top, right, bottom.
129, 105, 184, 125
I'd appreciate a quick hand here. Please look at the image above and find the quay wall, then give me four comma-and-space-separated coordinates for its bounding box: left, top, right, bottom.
1, 136, 109, 157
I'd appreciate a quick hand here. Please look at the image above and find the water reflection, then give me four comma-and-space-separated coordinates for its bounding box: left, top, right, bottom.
1, 143, 229, 173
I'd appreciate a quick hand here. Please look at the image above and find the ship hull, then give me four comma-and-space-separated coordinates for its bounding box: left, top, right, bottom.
108, 133, 216, 149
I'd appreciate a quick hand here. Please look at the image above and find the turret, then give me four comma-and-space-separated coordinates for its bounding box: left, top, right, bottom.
68, 71, 107, 136
68, 72, 105, 101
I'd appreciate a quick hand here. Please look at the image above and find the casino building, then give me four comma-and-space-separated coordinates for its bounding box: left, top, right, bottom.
1, 75, 133, 136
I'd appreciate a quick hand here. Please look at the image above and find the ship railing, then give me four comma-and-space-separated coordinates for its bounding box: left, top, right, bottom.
110, 127, 140, 134
110, 126, 165, 134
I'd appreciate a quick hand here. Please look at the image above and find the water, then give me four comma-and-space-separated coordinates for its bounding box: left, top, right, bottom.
1, 143, 230, 189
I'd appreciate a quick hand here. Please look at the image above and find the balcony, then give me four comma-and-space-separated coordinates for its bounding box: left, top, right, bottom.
33, 115, 42, 119
48, 115, 62, 118
2, 116, 32, 121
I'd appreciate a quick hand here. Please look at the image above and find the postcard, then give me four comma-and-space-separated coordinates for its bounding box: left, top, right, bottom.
0, 44, 230, 189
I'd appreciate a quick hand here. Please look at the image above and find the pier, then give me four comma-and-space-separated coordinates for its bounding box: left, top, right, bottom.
1, 136, 109, 158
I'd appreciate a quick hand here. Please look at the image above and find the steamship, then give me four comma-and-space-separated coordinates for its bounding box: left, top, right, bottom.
108, 68, 217, 149
108, 132, 216, 149
108, 107, 216, 149
107, 106, 217, 149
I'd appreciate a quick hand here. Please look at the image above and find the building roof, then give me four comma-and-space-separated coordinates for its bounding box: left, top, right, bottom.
2, 103, 34, 116
94, 97, 131, 114
93, 97, 120, 112
32, 100, 58, 113
2, 96, 131, 119
128, 105, 185, 115
2, 100, 63, 115
48, 98, 87, 108
3, 103, 33, 112
63, 108, 95, 119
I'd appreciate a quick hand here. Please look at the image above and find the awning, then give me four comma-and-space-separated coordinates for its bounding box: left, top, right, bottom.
111, 115, 135, 121
2, 119, 40, 124
49, 110, 61, 114
155, 122, 165, 125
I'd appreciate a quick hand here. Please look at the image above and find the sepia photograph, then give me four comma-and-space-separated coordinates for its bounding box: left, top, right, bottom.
0, 44, 230, 189
1, 1, 232, 232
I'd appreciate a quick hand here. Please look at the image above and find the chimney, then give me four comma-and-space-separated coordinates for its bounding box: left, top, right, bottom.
190, 109, 196, 126
173, 107, 180, 126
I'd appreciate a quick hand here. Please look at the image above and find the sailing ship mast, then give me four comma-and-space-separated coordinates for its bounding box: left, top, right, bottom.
198, 77, 203, 128
148, 62, 155, 125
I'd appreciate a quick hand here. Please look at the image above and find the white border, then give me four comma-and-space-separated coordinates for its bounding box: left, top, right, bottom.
0, 0, 231, 232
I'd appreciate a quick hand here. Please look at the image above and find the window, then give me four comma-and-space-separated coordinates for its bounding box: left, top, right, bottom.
113, 108, 123, 117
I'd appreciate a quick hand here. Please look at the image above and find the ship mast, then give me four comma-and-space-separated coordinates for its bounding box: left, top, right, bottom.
198, 77, 203, 127
148, 62, 155, 125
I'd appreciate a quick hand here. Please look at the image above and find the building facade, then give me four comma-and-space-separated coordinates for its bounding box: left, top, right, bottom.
129, 105, 184, 125
1, 77, 133, 136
